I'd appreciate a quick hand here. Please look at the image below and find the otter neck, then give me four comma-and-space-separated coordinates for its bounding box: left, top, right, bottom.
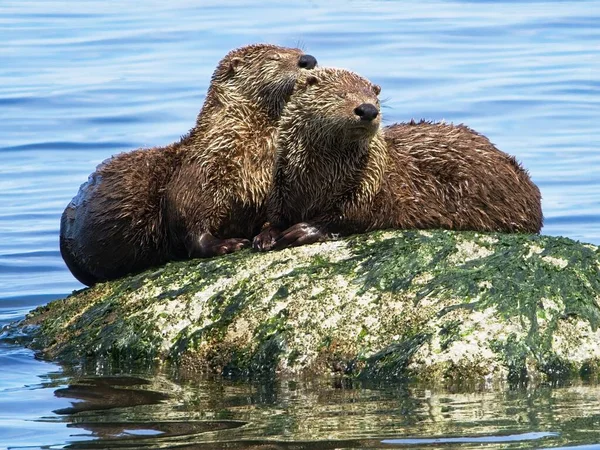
215, 82, 284, 123
185, 83, 276, 143
278, 121, 387, 204
287, 122, 380, 163
254, 89, 287, 122
300, 126, 388, 192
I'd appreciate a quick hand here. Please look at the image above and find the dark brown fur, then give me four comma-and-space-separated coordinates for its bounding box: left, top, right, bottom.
60, 145, 182, 286
60, 44, 315, 286
254, 68, 543, 251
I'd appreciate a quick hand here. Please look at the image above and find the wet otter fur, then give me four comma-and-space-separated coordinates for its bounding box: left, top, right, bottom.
254, 68, 543, 251
60, 44, 317, 286
165, 44, 316, 257
60, 145, 182, 286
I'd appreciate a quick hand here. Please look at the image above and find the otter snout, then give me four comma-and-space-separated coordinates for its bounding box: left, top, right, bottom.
354, 103, 379, 121
298, 54, 317, 70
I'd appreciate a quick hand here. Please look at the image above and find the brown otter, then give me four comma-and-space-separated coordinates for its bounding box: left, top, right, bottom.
253, 68, 543, 251
164, 44, 317, 257
60, 44, 317, 286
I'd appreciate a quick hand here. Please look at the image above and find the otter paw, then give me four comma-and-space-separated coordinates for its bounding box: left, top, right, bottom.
252, 226, 282, 252
194, 232, 250, 257
213, 238, 251, 256
272, 222, 328, 250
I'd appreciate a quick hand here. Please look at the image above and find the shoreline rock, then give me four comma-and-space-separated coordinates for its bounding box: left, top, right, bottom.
3, 229, 600, 385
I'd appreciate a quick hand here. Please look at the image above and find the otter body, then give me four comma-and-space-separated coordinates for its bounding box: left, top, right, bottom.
254, 68, 542, 251
60, 44, 317, 286
379, 121, 543, 233
60, 145, 182, 286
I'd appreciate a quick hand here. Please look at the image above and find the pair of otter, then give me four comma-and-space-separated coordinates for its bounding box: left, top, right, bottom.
60, 44, 542, 286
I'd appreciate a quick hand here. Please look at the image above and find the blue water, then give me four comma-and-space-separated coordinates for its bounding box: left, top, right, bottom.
0, 1, 598, 448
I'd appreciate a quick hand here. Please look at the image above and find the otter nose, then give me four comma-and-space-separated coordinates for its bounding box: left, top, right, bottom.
354, 103, 379, 121
298, 54, 317, 70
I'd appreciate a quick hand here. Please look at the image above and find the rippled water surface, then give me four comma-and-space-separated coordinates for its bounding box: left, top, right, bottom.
1, 1, 598, 448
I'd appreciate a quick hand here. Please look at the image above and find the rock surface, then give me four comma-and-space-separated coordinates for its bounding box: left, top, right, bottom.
4, 230, 600, 384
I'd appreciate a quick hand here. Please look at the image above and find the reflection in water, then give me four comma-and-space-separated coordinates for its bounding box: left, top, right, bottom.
53, 376, 167, 414
53, 376, 247, 449
68, 420, 245, 439
544, 446, 600, 450
381, 431, 559, 444
39, 375, 600, 449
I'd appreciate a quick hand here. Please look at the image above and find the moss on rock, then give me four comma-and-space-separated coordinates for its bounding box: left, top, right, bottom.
3, 229, 600, 384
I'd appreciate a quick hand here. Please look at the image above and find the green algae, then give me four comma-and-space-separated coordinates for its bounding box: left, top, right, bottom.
3, 229, 600, 384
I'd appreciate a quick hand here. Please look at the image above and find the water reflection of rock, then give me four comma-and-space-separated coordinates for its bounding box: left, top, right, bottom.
50, 374, 600, 449
168, 378, 600, 448
68, 420, 246, 440
51, 375, 248, 448
53, 376, 168, 414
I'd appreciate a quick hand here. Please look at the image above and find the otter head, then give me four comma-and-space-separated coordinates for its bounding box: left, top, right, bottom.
285, 67, 382, 142
212, 44, 318, 118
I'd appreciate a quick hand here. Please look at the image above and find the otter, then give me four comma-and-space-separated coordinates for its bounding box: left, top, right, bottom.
253, 68, 543, 251
164, 44, 317, 258
60, 44, 317, 286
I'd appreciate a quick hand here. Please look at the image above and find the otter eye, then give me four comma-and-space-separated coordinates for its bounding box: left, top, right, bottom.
336, 92, 347, 99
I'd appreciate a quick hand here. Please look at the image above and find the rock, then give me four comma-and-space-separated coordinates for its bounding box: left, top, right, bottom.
3, 230, 600, 385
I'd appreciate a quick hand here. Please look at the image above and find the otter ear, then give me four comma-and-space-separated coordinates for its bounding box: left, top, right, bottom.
372, 84, 381, 95
305, 75, 319, 87
229, 57, 243, 74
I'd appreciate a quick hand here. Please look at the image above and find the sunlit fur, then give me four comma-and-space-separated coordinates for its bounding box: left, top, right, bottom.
60, 44, 312, 286
166, 44, 311, 254
267, 67, 543, 238
268, 68, 386, 227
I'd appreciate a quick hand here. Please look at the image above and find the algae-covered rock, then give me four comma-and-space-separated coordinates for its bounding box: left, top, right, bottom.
4, 230, 600, 384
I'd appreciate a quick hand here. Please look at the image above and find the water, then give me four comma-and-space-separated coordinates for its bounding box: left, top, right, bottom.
0, 0, 598, 448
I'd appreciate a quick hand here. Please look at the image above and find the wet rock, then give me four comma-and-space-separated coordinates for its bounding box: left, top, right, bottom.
4, 230, 600, 384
